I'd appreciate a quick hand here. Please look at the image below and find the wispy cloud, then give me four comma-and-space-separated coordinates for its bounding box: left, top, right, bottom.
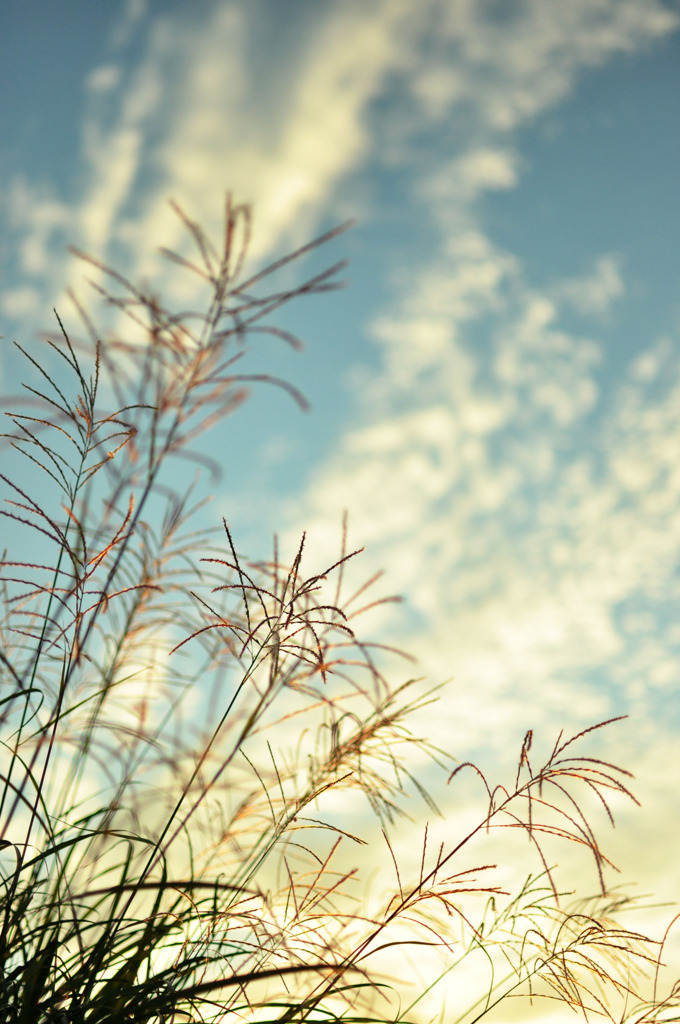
552, 255, 625, 315
406, 0, 677, 134
2, 0, 675, 329
269, 3, 680, 833
1, 0, 420, 331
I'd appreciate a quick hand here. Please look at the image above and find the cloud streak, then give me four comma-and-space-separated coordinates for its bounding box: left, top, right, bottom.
257, 1, 680, 908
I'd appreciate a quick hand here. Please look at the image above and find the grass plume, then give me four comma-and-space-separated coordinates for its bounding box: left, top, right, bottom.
0, 196, 677, 1023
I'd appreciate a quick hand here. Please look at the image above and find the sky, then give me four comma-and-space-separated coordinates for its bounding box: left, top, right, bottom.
2, 0, 680, 1012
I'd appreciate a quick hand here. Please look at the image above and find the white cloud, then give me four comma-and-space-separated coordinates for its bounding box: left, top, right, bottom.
4, 177, 69, 277
110, 0, 149, 50
0, 285, 42, 320
427, 147, 520, 204
553, 255, 625, 315
76, 0, 419, 282
3, 0, 676, 345
85, 63, 121, 94
629, 336, 673, 384
408, 0, 678, 133
1, 0, 427, 337
281, 163, 678, 803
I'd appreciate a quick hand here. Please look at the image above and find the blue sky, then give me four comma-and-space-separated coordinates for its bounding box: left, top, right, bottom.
2, 0, 680, 964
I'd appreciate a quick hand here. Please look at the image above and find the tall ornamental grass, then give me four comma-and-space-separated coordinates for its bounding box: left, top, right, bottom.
0, 197, 677, 1023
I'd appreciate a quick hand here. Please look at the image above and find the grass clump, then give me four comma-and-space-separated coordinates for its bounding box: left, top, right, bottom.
0, 196, 677, 1023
